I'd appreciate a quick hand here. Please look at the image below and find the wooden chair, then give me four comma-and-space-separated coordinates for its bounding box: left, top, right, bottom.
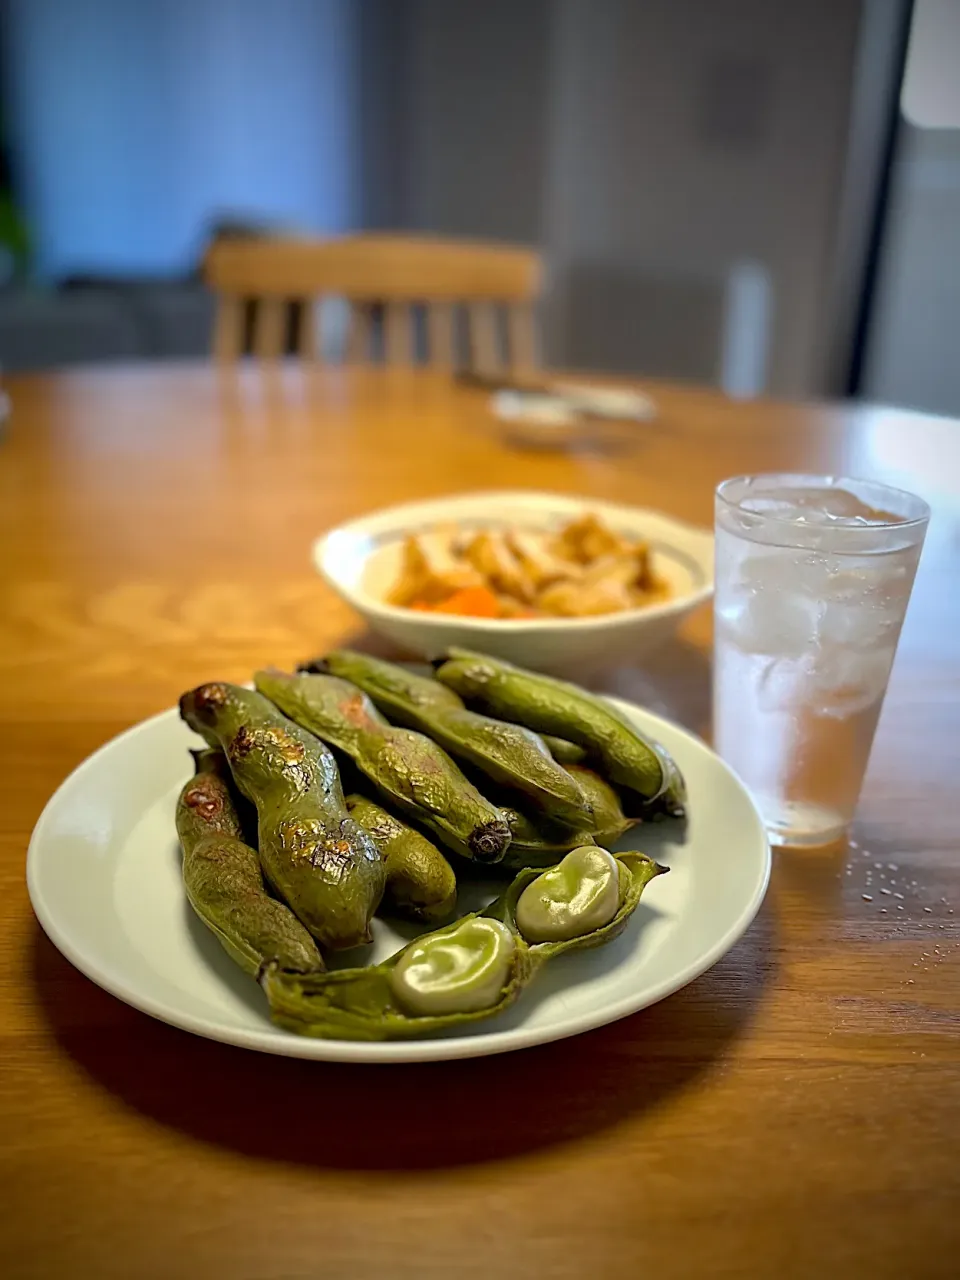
204, 233, 542, 374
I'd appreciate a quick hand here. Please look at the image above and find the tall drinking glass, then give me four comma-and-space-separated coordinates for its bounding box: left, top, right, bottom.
714, 474, 929, 847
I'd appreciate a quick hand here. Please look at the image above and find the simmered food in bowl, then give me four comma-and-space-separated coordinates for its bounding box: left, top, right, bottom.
388, 512, 671, 619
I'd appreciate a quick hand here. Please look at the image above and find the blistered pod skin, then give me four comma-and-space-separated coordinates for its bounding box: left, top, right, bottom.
177, 750, 324, 975
515, 846, 622, 943
318, 650, 586, 826
255, 667, 511, 862
346, 794, 457, 923
389, 918, 517, 1016
179, 683, 384, 950
435, 647, 685, 813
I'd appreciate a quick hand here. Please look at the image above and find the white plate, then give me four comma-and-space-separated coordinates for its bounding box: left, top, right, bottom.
27, 698, 769, 1063
314, 490, 714, 672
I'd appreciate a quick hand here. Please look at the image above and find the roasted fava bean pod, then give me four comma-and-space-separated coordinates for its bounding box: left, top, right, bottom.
261, 850, 666, 1040
346, 794, 457, 923
500, 804, 594, 867
540, 734, 587, 766
498, 765, 637, 869
255, 668, 511, 863
566, 764, 637, 843
176, 750, 324, 976
262, 915, 533, 1040
434, 648, 686, 816
315, 650, 586, 827
179, 683, 384, 950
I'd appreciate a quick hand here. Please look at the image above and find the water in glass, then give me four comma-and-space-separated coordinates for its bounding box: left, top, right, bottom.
714, 477, 928, 847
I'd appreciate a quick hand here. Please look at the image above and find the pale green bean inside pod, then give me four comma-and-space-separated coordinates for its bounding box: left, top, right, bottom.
515, 846, 622, 943
389, 917, 517, 1016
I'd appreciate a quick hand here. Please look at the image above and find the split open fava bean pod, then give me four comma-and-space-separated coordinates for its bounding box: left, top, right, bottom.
261, 849, 667, 1040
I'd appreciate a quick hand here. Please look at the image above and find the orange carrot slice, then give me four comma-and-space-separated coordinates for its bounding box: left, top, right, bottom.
429, 586, 503, 618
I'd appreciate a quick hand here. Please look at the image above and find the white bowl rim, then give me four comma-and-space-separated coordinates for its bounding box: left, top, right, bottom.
313, 489, 714, 634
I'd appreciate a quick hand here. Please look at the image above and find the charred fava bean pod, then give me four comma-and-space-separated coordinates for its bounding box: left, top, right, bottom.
540, 734, 587, 766
261, 851, 666, 1040
497, 765, 637, 869
434, 648, 686, 816
500, 805, 597, 868
346, 794, 457, 923
177, 749, 324, 976
316, 650, 585, 827
566, 765, 636, 843
179, 683, 384, 950
262, 915, 533, 1040
254, 668, 511, 863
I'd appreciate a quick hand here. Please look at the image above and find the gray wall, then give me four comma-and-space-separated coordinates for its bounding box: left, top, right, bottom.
404, 0, 551, 244
352, 0, 414, 230
863, 125, 960, 416
395, 0, 869, 396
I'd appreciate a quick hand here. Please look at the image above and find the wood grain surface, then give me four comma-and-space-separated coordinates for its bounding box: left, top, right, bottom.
1, 364, 958, 1280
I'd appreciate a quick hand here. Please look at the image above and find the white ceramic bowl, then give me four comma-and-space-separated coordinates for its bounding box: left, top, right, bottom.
313, 491, 713, 671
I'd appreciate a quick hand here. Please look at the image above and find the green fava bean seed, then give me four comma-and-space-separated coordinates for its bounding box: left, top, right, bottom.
515, 846, 622, 943
389, 917, 516, 1016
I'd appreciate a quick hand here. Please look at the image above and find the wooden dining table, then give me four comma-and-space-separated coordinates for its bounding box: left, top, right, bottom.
0, 362, 958, 1280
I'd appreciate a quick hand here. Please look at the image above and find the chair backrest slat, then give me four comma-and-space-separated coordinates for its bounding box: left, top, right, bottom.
507, 302, 537, 375
213, 295, 243, 361
384, 301, 414, 365
345, 303, 373, 364
253, 297, 285, 359
469, 301, 501, 376
298, 302, 318, 360
205, 233, 541, 372
427, 301, 455, 369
